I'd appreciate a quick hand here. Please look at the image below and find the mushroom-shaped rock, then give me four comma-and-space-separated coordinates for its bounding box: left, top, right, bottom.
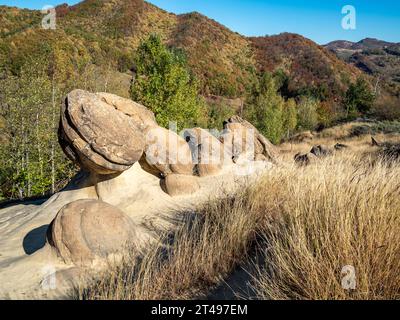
47, 199, 141, 267
184, 128, 228, 177
96, 92, 157, 131
59, 89, 146, 175
220, 122, 255, 163
140, 126, 194, 177
223, 115, 278, 163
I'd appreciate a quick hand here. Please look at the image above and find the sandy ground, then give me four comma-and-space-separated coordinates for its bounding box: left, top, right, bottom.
0, 161, 271, 299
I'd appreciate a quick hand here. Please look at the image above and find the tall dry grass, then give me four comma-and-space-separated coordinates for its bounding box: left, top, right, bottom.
76, 186, 265, 300
252, 153, 400, 300
77, 144, 400, 300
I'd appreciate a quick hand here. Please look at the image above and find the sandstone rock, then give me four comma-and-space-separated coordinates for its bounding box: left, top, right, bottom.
371, 136, 381, 147
60, 90, 145, 174
334, 143, 348, 151
140, 126, 194, 177
220, 123, 255, 163
310, 145, 332, 157
47, 199, 140, 267
161, 174, 200, 197
96, 92, 157, 131
290, 131, 314, 143
222, 115, 278, 163
294, 153, 318, 166
184, 128, 228, 177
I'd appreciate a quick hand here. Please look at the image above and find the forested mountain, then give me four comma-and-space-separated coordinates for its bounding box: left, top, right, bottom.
0, 0, 369, 100
0, 0, 398, 200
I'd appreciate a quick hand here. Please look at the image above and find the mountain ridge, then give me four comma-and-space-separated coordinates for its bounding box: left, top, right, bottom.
325, 37, 400, 86
0, 0, 397, 113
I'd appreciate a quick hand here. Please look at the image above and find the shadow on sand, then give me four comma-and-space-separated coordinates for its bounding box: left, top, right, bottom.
23, 224, 49, 255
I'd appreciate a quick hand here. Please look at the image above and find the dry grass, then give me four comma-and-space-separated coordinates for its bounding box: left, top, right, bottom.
76, 187, 265, 300
252, 154, 400, 300
77, 129, 400, 300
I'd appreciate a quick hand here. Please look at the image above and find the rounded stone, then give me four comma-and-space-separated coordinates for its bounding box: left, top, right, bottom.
60, 89, 146, 174
184, 128, 227, 177
47, 199, 139, 267
140, 126, 194, 177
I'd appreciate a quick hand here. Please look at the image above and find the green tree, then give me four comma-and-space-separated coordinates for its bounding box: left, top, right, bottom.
0, 53, 77, 199
0, 60, 52, 198
297, 97, 319, 130
283, 98, 298, 138
344, 78, 375, 117
245, 73, 286, 144
130, 34, 202, 130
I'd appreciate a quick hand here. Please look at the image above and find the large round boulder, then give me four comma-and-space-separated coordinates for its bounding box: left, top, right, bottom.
184, 128, 228, 177
59, 90, 146, 175
222, 115, 278, 163
140, 126, 194, 177
47, 199, 141, 267
161, 174, 201, 197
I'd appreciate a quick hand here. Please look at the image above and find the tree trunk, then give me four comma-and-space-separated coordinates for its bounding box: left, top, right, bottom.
51, 80, 56, 194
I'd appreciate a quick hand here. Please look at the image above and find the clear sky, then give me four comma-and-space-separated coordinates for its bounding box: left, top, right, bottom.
1, 0, 399, 44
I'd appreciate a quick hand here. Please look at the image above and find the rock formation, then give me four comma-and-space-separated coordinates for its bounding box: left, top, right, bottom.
47, 89, 278, 270
47, 199, 142, 267
310, 145, 333, 157
185, 127, 228, 177
294, 152, 318, 166
222, 115, 278, 163
59, 90, 146, 174
295, 143, 349, 166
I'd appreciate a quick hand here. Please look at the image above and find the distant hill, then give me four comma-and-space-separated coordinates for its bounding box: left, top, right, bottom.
0, 0, 398, 113
325, 38, 400, 84
250, 33, 361, 101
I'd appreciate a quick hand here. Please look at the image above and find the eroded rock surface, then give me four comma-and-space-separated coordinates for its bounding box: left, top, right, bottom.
96, 92, 157, 131
162, 174, 201, 197
140, 126, 194, 177
59, 89, 146, 174
47, 199, 141, 267
222, 116, 278, 163
185, 128, 229, 177
0, 90, 278, 299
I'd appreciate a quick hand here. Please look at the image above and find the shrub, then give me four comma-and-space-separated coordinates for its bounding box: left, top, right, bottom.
245, 73, 286, 144
130, 34, 202, 130
282, 98, 297, 138
344, 78, 375, 117
297, 97, 319, 130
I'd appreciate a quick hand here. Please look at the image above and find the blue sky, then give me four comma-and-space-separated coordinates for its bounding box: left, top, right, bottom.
1, 0, 399, 44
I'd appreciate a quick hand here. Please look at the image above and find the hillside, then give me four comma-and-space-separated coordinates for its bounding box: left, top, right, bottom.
325, 38, 400, 86
250, 33, 361, 100
0, 0, 369, 102
0, 0, 255, 98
